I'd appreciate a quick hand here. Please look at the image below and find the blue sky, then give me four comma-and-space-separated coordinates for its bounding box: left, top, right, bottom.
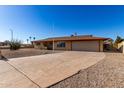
0, 5, 124, 42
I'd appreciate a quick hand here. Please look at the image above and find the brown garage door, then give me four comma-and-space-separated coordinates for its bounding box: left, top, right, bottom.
72, 41, 99, 52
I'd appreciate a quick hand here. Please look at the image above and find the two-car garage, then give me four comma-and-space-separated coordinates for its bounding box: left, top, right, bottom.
71, 41, 100, 52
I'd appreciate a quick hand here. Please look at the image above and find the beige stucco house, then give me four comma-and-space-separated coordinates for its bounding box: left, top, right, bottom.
118, 41, 124, 54
32, 35, 109, 52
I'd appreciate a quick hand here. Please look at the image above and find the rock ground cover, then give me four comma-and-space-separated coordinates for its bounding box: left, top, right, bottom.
50, 53, 124, 88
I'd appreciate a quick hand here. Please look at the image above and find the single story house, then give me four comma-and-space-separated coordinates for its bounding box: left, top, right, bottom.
32, 35, 109, 52
118, 41, 124, 54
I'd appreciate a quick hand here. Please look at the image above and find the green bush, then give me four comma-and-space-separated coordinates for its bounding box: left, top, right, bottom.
9, 40, 22, 50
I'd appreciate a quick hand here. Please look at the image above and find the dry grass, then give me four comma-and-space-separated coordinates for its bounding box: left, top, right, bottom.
1, 48, 59, 59
50, 53, 124, 88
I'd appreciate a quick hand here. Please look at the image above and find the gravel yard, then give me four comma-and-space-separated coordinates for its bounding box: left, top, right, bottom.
50, 52, 124, 88
1, 48, 60, 59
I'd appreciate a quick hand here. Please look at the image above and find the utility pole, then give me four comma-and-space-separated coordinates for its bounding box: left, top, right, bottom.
10, 29, 13, 41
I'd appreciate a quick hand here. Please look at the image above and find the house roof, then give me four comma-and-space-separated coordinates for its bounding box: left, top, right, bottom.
32, 35, 109, 43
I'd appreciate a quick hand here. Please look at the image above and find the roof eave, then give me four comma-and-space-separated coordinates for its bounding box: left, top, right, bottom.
32, 38, 109, 43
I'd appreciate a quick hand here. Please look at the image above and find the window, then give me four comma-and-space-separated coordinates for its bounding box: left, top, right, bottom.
57, 42, 66, 48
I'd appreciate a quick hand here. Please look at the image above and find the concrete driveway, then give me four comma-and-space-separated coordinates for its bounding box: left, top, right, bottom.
0, 51, 105, 88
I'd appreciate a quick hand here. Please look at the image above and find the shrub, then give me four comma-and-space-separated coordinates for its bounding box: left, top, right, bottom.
9, 40, 22, 50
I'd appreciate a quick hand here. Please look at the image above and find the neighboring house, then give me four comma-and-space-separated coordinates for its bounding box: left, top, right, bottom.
32, 35, 109, 52
118, 41, 124, 53
103, 39, 113, 51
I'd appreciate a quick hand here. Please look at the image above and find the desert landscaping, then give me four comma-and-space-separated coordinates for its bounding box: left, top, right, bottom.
50, 52, 124, 88
0, 48, 124, 88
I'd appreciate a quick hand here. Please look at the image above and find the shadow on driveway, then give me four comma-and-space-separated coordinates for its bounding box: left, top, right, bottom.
0, 55, 9, 61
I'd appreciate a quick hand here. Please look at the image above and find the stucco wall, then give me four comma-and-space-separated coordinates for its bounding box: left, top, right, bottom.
99, 40, 104, 52
118, 41, 124, 53
54, 41, 71, 50
33, 42, 46, 49
33, 40, 104, 52
54, 40, 104, 52
33, 42, 39, 48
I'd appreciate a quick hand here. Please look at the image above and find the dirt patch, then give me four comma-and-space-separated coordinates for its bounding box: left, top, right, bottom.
50, 53, 124, 88
1, 48, 60, 59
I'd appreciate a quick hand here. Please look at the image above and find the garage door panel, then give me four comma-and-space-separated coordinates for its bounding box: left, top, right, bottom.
72, 41, 99, 52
